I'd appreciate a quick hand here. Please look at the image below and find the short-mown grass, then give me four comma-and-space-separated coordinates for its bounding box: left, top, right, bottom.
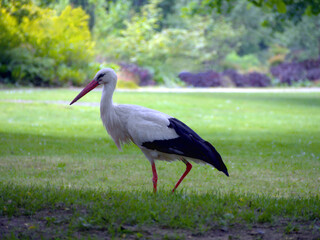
0, 89, 319, 238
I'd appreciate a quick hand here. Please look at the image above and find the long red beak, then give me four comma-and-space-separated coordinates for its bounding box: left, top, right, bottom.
70, 79, 99, 105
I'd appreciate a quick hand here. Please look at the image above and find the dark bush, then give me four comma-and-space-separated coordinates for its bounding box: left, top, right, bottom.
270, 62, 306, 85
243, 72, 271, 87
301, 58, 320, 70
119, 63, 155, 86
178, 70, 223, 87
222, 69, 245, 87
306, 68, 320, 81
270, 57, 320, 85
179, 69, 271, 87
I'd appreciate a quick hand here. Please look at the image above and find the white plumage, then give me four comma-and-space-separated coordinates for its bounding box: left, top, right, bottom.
70, 68, 228, 192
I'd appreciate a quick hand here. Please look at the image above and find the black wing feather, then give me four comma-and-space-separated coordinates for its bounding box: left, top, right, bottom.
142, 118, 229, 176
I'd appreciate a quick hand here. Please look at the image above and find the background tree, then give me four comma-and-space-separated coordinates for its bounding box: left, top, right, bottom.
97, 0, 242, 82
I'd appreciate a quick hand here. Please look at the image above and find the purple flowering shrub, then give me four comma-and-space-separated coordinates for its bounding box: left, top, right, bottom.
270, 58, 320, 85
179, 69, 271, 87
119, 63, 155, 86
178, 71, 223, 87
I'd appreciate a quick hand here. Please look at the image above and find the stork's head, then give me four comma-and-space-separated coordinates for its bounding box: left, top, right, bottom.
70, 68, 117, 105
94, 68, 117, 85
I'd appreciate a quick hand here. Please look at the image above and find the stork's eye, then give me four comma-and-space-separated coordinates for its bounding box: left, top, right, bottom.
97, 73, 106, 82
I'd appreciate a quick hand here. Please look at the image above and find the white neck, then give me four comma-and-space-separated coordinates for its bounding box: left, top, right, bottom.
100, 82, 126, 150
100, 82, 117, 123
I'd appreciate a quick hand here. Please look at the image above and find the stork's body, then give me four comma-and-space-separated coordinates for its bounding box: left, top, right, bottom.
70, 68, 229, 192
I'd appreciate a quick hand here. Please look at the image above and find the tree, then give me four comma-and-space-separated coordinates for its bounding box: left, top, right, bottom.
184, 0, 320, 31
99, 0, 242, 83
225, 0, 273, 56
274, 15, 320, 59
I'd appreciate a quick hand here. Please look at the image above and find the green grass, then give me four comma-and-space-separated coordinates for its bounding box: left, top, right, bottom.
0, 88, 319, 237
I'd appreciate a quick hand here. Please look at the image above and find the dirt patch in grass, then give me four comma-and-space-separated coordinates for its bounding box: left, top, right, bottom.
124, 222, 320, 240
0, 210, 319, 239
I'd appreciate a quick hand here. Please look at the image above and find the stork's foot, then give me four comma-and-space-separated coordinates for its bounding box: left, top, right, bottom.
171, 159, 192, 193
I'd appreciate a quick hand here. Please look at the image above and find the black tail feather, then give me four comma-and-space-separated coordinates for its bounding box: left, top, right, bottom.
143, 118, 229, 177
204, 141, 229, 176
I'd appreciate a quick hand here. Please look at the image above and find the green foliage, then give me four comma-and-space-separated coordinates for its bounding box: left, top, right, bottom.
183, 0, 320, 65
1, 0, 320, 86
102, 0, 163, 63
0, 8, 22, 49
224, 0, 272, 57
275, 15, 320, 60
98, 0, 242, 83
186, 0, 320, 23
183, 16, 243, 70
93, 0, 131, 38
104, 0, 320, 73
223, 52, 261, 72
0, 2, 96, 86
3, 47, 55, 85
266, 44, 288, 67
100, 0, 174, 83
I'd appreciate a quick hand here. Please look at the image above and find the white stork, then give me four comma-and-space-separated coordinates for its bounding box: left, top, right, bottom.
70, 68, 229, 193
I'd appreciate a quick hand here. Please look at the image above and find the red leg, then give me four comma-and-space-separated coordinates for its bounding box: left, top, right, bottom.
151, 162, 158, 193
172, 159, 192, 193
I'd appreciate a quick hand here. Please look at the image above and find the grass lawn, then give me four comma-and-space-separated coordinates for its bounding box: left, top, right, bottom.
0, 88, 319, 239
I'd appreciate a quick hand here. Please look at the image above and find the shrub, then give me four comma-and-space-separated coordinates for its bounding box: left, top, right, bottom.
223, 52, 261, 71
119, 63, 155, 86
222, 69, 245, 87
270, 58, 320, 85
178, 71, 223, 87
270, 62, 305, 85
301, 58, 320, 70
0, 3, 96, 86
179, 69, 271, 87
243, 72, 271, 87
268, 54, 285, 67
3, 47, 55, 86
306, 68, 320, 81
268, 45, 289, 67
